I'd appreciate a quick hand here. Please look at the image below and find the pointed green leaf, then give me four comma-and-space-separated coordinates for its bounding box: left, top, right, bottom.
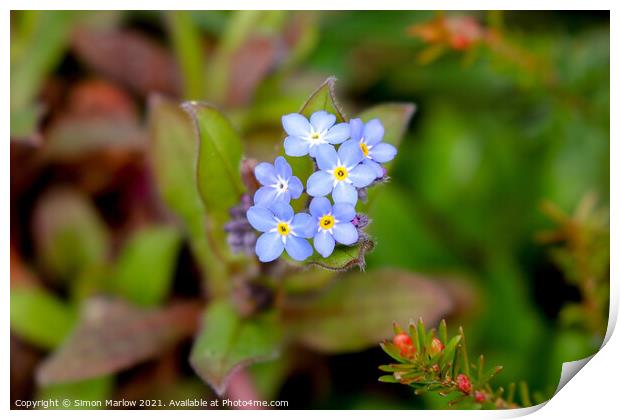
300, 76, 346, 121
304, 237, 375, 271
378, 374, 398, 383
439, 319, 448, 345
10, 286, 76, 349
190, 300, 282, 396
283, 269, 453, 353
149, 97, 227, 293
380, 342, 410, 364
32, 188, 109, 283
181, 101, 244, 226
441, 335, 462, 376
110, 226, 181, 307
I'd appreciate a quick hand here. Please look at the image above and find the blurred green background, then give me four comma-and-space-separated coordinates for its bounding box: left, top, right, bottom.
10, 10, 609, 409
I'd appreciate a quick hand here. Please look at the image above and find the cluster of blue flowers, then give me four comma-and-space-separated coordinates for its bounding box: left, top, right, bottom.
246, 110, 397, 263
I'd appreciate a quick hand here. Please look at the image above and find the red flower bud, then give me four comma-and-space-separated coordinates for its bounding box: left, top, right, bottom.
393, 333, 416, 357
474, 391, 486, 403
456, 374, 472, 394
429, 337, 445, 355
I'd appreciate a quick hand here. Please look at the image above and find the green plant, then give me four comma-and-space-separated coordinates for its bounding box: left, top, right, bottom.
379, 319, 535, 409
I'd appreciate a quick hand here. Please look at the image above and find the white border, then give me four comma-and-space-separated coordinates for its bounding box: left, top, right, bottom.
4, 3, 617, 419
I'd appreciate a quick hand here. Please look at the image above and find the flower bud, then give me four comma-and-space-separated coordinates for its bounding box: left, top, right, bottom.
393, 333, 416, 358
474, 391, 486, 403
456, 374, 472, 394
429, 337, 445, 355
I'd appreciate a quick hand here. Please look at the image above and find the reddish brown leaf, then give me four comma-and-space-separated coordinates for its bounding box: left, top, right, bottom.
36, 299, 202, 385
227, 36, 277, 106
71, 28, 181, 97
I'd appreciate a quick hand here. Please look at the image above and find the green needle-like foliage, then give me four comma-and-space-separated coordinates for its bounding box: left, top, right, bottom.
379, 319, 534, 409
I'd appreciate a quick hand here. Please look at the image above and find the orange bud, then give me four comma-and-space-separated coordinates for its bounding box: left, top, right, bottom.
429, 337, 445, 355
393, 333, 416, 358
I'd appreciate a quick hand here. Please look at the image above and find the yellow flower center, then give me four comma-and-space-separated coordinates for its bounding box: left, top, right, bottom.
319, 215, 335, 230
360, 142, 369, 157
311, 133, 320, 140
276, 222, 290, 236
334, 166, 348, 181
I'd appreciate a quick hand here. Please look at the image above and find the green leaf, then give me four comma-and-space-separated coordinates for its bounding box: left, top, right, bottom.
300, 76, 346, 121
110, 226, 181, 307
304, 237, 375, 271
181, 101, 244, 226
378, 374, 398, 383
149, 96, 228, 294
283, 269, 453, 353
167, 11, 206, 99
440, 335, 462, 375
32, 188, 109, 282
439, 319, 448, 346
11, 11, 73, 136
10, 286, 76, 349
36, 299, 201, 385
189, 300, 282, 396
36, 377, 113, 410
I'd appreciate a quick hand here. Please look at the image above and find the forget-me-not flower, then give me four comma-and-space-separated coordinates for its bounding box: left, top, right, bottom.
309, 197, 358, 258
282, 111, 350, 158
342, 118, 397, 178
253, 156, 303, 207
246, 202, 314, 262
306, 143, 376, 205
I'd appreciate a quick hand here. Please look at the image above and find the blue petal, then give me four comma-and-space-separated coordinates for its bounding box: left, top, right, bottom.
308, 143, 322, 158
291, 213, 315, 238
310, 111, 336, 132
369, 142, 397, 163
282, 113, 311, 137
309, 196, 332, 218
270, 201, 294, 222
247, 206, 276, 232
307, 171, 334, 197
313, 231, 335, 258
338, 139, 364, 167
288, 176, 303, 199
255, 232, 284, 262
274, 156, 292, 179
332, 182, 358, 205
349, 118, 363, 141
315, 144, 339, 171
285, 236, 313, 261
348, 164, 377, 188
332, 203, 356, 222
363, 158, 384, 178
324, 122, 350, 145
332, 222, 359, 245
284, 136, 309, 157
254, 162, 276, 186
363, 119, 384, 146
253, 186, 278, 207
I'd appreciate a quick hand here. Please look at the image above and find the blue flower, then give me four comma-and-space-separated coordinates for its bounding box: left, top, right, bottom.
306, 143, 376, 206
246, 202, 314, 262
253, 156, 303, 207
309, 197, 358, 257
282, 111, 350, 158
342, 118, 397, 178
